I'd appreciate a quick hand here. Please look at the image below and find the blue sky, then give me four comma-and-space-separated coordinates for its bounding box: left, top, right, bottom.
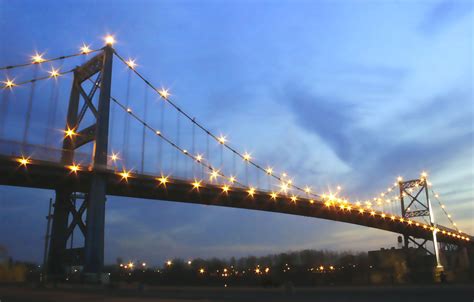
0, 0, 472, 265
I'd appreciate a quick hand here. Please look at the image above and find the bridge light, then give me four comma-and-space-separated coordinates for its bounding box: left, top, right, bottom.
68, 164, 80, 173
339, 204, 345, 210
128, 262, 134, 269
221, 185, 230, 193
119, 169, 131, 181
110, 152, 120, 162
247, 187, 255, 197
195, 154, 203, 162
400, 218, 405, 222
420, 171, 428, 179
358, 208, 364, 214
157, 175, 168, 186
309, 199, 315, 204
158, 88, 170, 99
17, 156, 30, 167
391, 215, 396, 220
217, 135, 227, 144
210, 169, 219, 181
31, 52, 45, 64
48, 67, 60, 78
370, 211, 376, 216
192, 180, 202, 190
126, 58, 137, 69
397, 176, 403, 182
155, 130, 161, 136
2, 78, 16, 89
407, 220, 413, 225
243, 152, 251, 161
336, 185, 342, 191
269, 192, 278, 200
104, 35, 116, 46
183, 149, 188, 154
126, 108, 132, 113
279, 182, 289, 193
304, 186, 311, 194
64, 127, 77, 139
290, 195, 297, 202
324, 201, 331, 208
80, 43, 92, 54
265, 167, 273, 175
346, 205, 352, 211
229, 176, 236, 183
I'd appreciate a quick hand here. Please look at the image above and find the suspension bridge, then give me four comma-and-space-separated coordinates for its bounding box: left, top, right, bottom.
0, 36, 472, 280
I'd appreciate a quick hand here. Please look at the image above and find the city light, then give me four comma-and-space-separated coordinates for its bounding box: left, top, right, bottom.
166, 260, 172, 266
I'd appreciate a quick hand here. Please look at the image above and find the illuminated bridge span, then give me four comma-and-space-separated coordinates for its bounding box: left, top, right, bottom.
0, 36, 472, 278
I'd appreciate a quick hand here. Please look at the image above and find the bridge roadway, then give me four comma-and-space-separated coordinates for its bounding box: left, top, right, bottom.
0, 155, 472, 247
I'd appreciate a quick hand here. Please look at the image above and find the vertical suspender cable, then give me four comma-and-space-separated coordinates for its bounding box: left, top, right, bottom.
123, 70, 132, 164
0, 89, 11, 138
140, 84, 148, 173
23, 65, 38, 146
158, 96, 164, 172
175, 111, 180, 176
192, 118, 195, 177
45, 76, 60, 146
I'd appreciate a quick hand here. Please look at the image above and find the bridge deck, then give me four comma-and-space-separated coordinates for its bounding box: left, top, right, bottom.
0, 155, 471, 246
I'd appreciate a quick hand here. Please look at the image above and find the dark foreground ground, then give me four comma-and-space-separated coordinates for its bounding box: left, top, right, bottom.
1, 284, 473, 302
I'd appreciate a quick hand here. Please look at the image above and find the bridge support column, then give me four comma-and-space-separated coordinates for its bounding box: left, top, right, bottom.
84, 45, 113, 276
47, 45, 113, 279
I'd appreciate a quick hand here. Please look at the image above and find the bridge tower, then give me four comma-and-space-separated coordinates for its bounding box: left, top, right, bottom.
398, 176, 443, 271
47, 45, 113, 279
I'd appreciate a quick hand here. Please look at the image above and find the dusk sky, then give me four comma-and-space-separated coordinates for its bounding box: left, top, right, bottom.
0, 0, 472, 266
